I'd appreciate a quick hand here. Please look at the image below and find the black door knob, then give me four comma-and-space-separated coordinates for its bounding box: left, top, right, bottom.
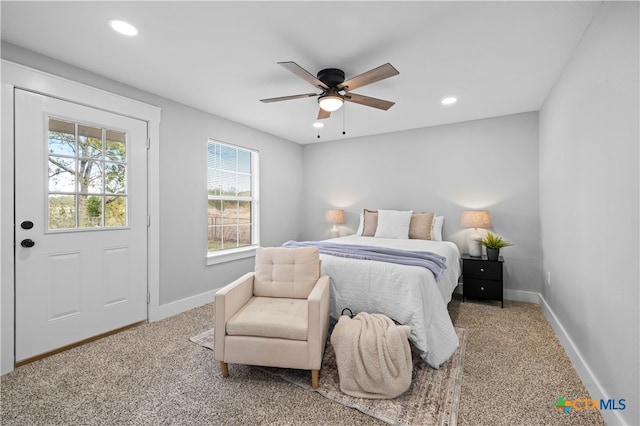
21, 239, 35, 248
21, 221, 34, 230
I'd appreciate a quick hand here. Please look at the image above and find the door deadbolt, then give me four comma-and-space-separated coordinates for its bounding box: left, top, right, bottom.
21, 221, 34, 230
20, 239, 35, 248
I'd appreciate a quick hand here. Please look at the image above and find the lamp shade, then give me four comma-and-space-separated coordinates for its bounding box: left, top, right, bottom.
461, 210, 492, 228
325, 209, 345, 224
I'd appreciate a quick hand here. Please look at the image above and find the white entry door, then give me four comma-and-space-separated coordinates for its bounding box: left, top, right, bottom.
14, 89, 148, 362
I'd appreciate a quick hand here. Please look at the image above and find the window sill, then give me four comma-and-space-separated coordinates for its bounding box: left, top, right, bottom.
206, 246, 257, 266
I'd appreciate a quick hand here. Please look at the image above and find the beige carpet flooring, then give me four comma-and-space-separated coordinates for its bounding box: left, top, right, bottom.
449, 295, 605, 426
1, 295, 604, 425
190, 326, 466, 425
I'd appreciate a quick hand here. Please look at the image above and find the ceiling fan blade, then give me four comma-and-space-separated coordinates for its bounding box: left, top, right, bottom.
317, 108, 331, 119
344, 93, 395, 110
338, 63, 399, 92
278, 61, 329, 90
260, 93, 318, 103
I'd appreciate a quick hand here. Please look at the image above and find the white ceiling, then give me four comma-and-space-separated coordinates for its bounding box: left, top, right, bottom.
1, 1, 602, 144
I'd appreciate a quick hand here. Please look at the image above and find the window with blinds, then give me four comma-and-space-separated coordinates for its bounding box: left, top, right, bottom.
207, 140, 259, 254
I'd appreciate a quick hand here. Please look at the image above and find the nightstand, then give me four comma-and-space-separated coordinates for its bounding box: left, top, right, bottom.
462, 255, 504, 308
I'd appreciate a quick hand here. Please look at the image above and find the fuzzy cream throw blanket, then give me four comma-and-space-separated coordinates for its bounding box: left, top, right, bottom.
330, 312, 413, 399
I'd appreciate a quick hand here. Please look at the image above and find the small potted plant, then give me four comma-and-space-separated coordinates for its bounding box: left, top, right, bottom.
477, 231, 512, 261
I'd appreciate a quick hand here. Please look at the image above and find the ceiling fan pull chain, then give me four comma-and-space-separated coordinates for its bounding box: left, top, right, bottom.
342, 103, 346, 135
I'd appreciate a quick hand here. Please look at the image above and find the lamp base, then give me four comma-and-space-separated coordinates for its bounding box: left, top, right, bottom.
330, 225, 339, 239
468, 228, 483, 257
468, 240, 483, 257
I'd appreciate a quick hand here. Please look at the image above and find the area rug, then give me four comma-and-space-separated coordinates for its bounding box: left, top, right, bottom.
190, 327, 466, 426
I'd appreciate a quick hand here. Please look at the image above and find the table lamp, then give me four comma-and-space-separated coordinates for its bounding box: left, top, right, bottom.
325, 209, 345, 238
461, 210, 492, 257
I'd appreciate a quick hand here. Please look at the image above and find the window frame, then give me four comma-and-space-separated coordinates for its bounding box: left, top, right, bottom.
46, 116, 129, 233
206, 139, 259, 266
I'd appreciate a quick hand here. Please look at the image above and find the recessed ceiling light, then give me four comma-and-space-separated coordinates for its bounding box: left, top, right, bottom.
441, 97, 457, 105
313, 122, 324, 128
109, 19, 138, 36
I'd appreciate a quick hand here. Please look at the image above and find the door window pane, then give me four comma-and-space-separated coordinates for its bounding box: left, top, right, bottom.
78, 159, 103, 194
48, 118, 76, 156
105, 162, 126, 194
48, 156, 76, 192
105, 196, 127, 227
105, 130, 126, 162
48, 195, 76, 229
47, 117, 128, 231
78, 125, 102, 159
79, 195, 102, 228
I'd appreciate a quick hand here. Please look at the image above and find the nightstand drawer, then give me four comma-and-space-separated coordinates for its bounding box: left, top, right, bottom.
463, 261, 502, 280
463, 279, 502, 300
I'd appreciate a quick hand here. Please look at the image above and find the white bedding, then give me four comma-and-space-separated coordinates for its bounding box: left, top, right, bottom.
320, 235, 460, 368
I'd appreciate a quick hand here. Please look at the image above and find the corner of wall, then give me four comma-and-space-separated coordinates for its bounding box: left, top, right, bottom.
539, 294, 628, 426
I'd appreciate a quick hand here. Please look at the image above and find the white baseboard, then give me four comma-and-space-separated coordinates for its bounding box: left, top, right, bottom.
151, 289, 217, 322
455, 284, 540, 304
539, 294, 627, 426
504, 288, 540, 304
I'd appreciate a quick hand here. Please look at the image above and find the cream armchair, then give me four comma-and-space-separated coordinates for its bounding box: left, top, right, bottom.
214, 246, 330, 388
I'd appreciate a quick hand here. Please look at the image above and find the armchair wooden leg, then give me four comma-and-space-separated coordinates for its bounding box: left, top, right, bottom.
311, 369, 319, 389
220, 361, 229, 378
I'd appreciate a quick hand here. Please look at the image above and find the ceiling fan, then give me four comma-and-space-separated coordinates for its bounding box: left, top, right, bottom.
260, 61, 399, 120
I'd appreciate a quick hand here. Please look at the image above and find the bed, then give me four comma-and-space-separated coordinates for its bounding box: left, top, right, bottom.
314, 235, 461, 368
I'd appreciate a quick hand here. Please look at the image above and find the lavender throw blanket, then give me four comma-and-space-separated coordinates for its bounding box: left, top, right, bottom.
282, 240, 448, 280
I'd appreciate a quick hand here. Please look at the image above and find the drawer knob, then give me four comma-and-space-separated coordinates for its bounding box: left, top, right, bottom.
480, 268, 485, 272
480, 286, 485, 291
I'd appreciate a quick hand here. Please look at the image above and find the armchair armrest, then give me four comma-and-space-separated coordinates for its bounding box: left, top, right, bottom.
214, 272, 255, 361
307, 275, 331, 369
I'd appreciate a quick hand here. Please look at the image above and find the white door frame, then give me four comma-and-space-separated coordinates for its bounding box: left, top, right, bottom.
1, 60, 161, 374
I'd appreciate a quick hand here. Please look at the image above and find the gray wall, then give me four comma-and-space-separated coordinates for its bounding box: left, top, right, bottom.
539, 2, 639, 425
155, 101, 304, 304
1, 42, 304, 305
301, 112, 541, 295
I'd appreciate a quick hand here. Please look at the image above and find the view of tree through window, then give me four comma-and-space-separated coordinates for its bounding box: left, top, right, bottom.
207, 140, 257, 252
48, 118, 127, 230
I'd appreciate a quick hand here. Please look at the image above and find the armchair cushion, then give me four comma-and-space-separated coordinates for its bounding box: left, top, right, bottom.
226, 296, 308, 341
254, 247, 320, 299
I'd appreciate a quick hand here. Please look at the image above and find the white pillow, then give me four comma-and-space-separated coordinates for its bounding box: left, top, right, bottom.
374, 209, 413, 239
431, 216, 444, 241
355, 213, 364, 236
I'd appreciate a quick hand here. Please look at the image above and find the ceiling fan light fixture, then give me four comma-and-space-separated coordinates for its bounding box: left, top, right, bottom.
318, 95, 343, 112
